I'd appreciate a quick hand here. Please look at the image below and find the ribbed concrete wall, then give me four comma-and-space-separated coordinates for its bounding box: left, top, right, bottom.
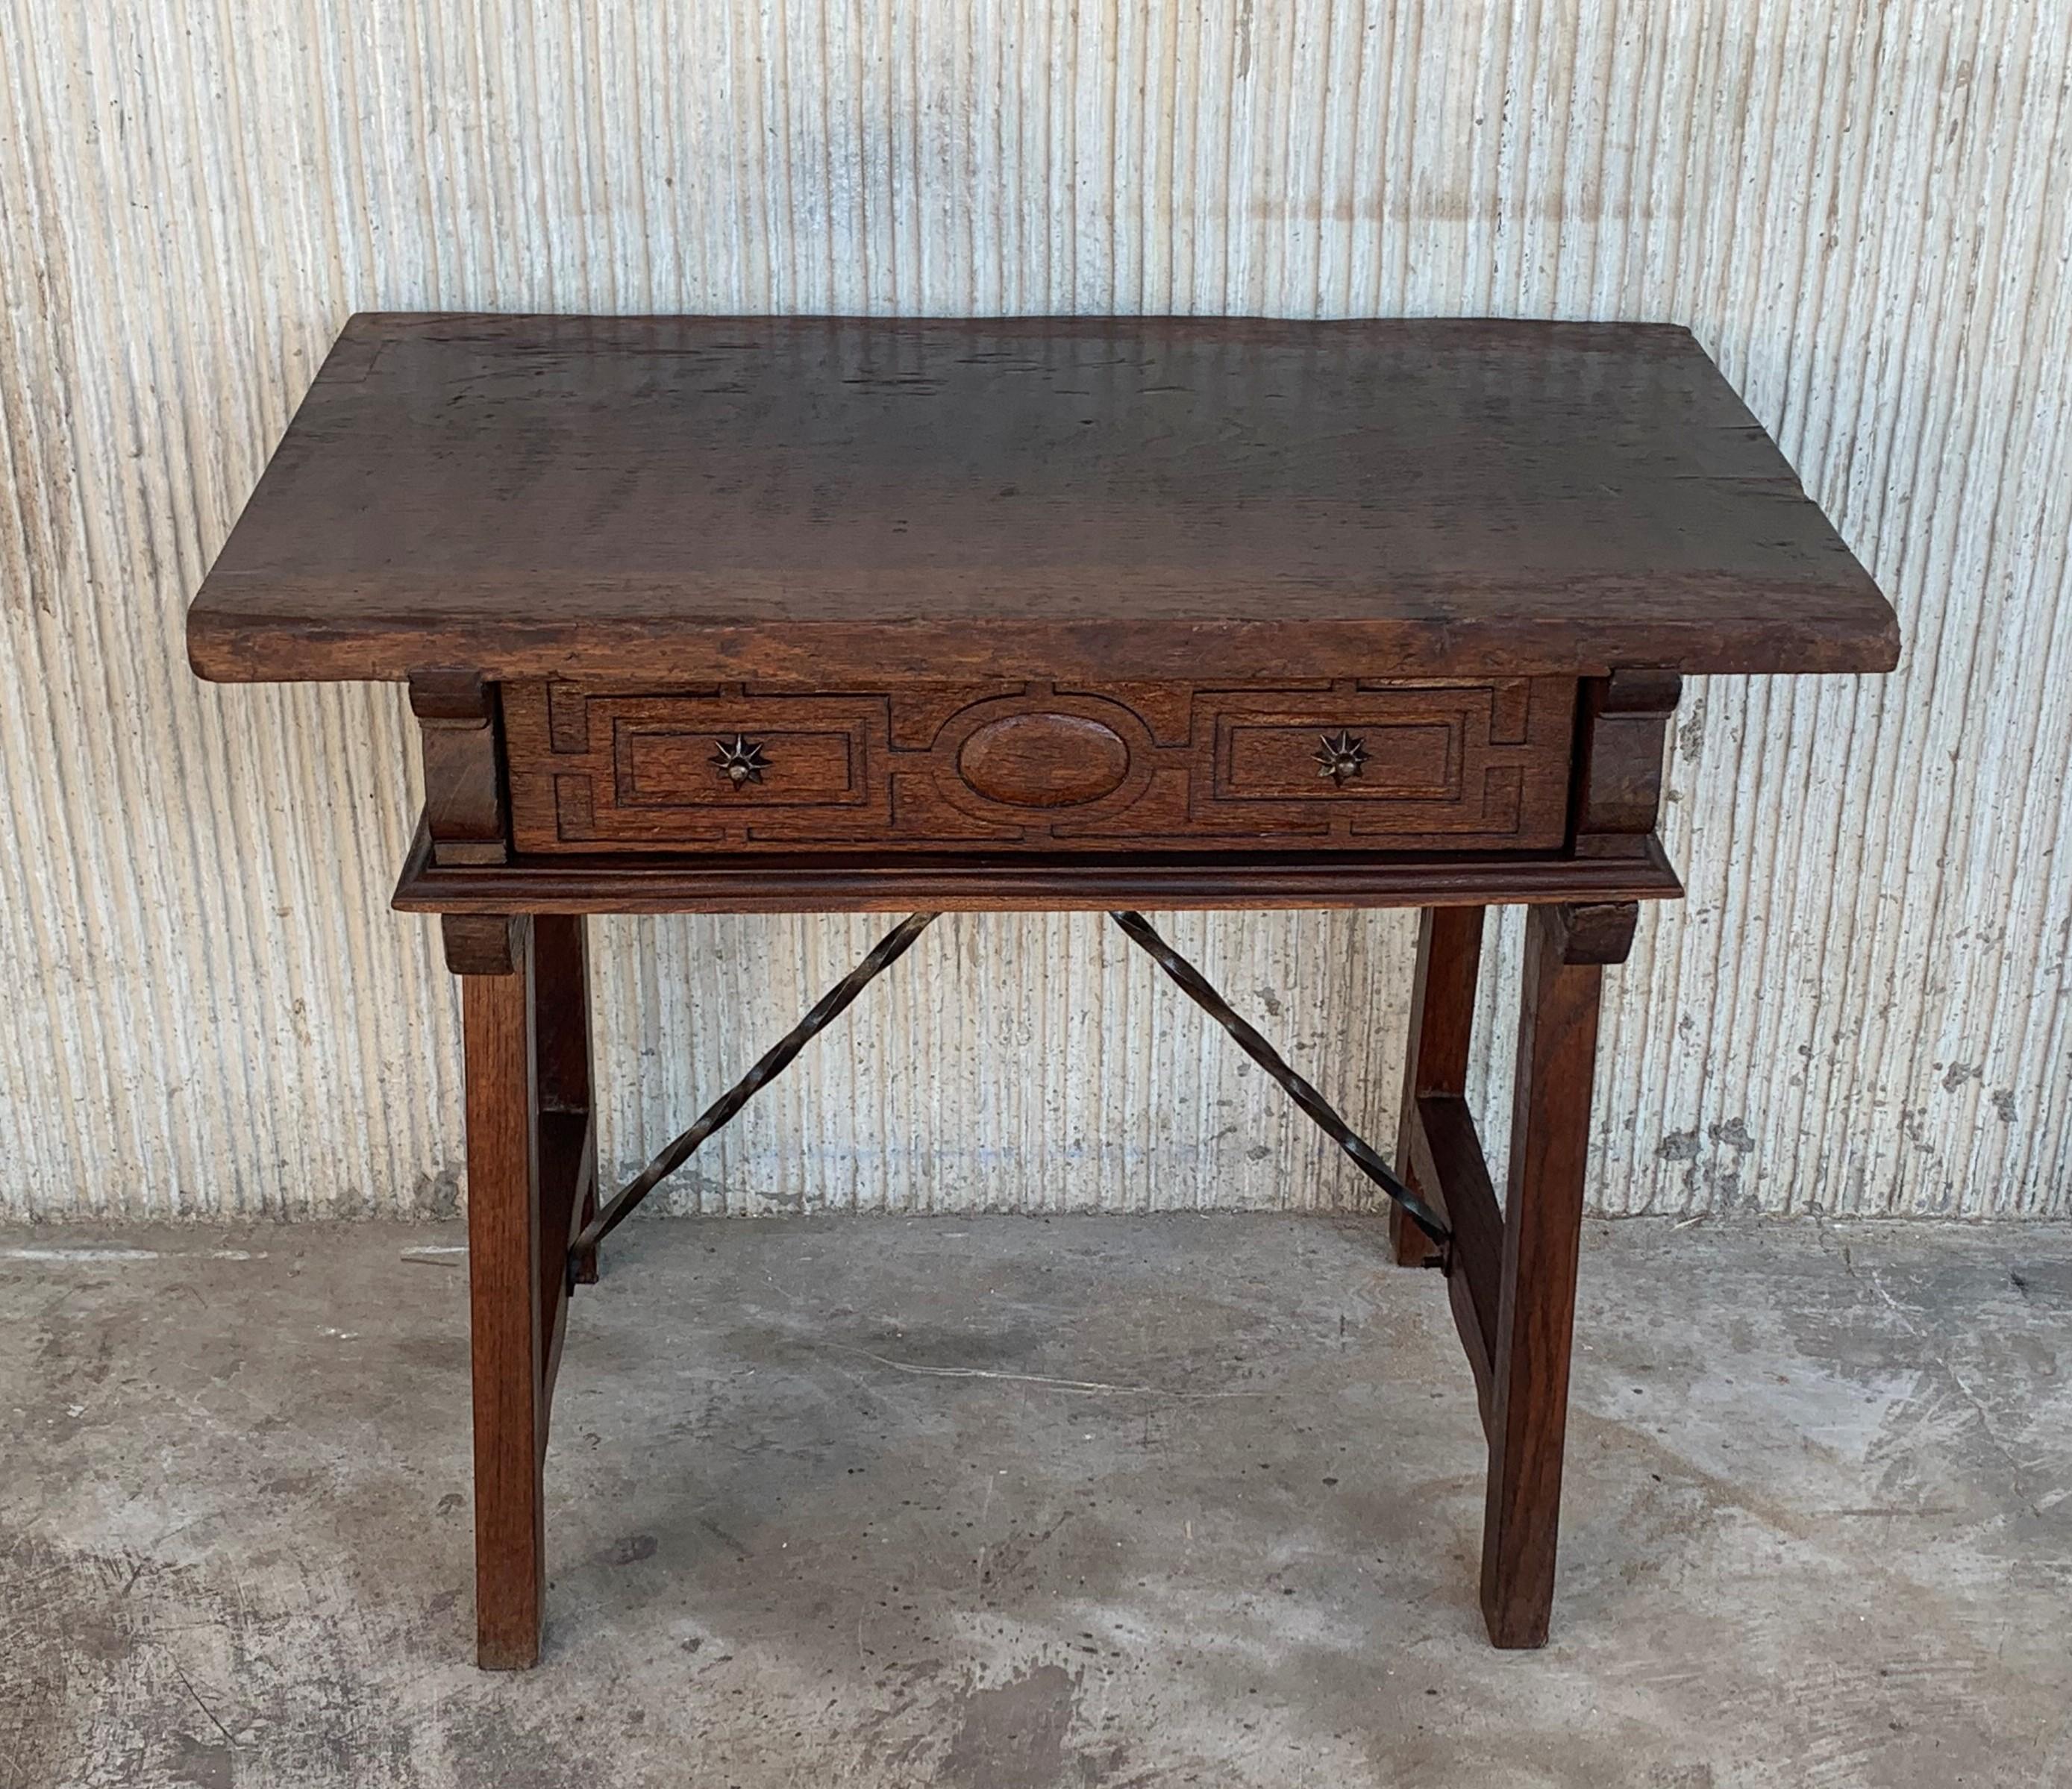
2, 1, 2067, 1222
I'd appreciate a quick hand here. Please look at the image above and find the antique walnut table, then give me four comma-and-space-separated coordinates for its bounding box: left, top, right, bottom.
189, 314, 1898, 1667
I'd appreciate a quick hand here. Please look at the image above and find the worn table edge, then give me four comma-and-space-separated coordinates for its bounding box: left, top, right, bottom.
187, 607, 1902, 687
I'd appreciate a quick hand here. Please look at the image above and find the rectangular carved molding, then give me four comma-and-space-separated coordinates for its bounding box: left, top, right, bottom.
501, 678, 1578, 857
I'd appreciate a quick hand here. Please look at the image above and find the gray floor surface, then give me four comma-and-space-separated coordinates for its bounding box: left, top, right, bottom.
2, 1215, 2066, 1788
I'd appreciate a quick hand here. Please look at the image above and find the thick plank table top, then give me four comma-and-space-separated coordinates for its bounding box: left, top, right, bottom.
189, 313, 1897, 687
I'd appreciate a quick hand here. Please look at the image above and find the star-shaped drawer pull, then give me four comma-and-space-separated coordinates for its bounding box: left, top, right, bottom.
1314, 729, 1368, 786
711, 735, 770, 789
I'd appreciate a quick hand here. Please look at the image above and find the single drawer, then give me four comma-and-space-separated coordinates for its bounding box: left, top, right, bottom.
502, 678, 1577, 854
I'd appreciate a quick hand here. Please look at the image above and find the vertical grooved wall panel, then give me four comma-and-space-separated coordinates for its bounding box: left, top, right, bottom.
1, 1, 2066, 1221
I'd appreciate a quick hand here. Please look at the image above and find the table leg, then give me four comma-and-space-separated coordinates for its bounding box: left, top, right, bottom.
451, 914, 548, 1670
1392, 906, 1486, 1266
1480, 900, 1636, 1647
533, 915, 599, 1285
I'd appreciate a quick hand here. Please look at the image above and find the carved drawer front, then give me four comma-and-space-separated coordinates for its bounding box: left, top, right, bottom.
502, 679, 1575, 854
506, 689, 890, 850
1185, 683, 1574, 845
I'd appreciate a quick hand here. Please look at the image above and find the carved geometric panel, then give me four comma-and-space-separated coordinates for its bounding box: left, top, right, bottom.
502, 678, 1577, 855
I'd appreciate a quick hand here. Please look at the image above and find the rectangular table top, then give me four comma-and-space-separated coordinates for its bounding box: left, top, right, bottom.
188, 313, 1897, 687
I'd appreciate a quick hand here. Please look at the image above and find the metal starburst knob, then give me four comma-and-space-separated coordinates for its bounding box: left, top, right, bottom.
1314, 729, 1367, 786
711, 735, 769, 788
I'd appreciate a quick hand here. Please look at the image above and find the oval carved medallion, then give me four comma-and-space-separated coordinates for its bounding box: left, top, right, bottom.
957, 712, 1132, 808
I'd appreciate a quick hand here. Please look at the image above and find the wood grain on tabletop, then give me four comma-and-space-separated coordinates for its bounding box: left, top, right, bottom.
187, 314, 1899, 686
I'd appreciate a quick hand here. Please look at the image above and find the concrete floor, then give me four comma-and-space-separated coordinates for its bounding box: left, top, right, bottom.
1, 1215, 2066, 1788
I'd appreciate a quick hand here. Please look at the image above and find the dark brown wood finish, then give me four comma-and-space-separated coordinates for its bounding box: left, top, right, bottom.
460, 920, 545, 1670
1414, 1091, 1505, 1420
1573, 670, 1683, 859
452, 909, 600, 1669
442, 912, 526, 977
186, 315, 1900, 1664
533, 914, 598, 1290
1480, 900, 1636, 1648
394, 821, 1685, 915
504, 677, 1577, 856
190, 316, 1897, 689
410, 673, 509, 867
1390, 906, 1486, 1268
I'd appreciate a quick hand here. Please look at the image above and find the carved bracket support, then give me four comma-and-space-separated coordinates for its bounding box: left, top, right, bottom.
1571, 668, 1681, 859
444, 912, 530, 978
412, 671, 510, 867
1545, 899, 1641, 968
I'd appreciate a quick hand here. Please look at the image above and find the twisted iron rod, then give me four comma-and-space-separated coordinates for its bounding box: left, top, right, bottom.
1107, 909, 1450, 1248
569, 905, 1450, 1280
569, 911, 941, 1266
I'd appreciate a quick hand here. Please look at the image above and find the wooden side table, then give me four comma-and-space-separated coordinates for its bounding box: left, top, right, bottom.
190, 314, 1898, 1666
